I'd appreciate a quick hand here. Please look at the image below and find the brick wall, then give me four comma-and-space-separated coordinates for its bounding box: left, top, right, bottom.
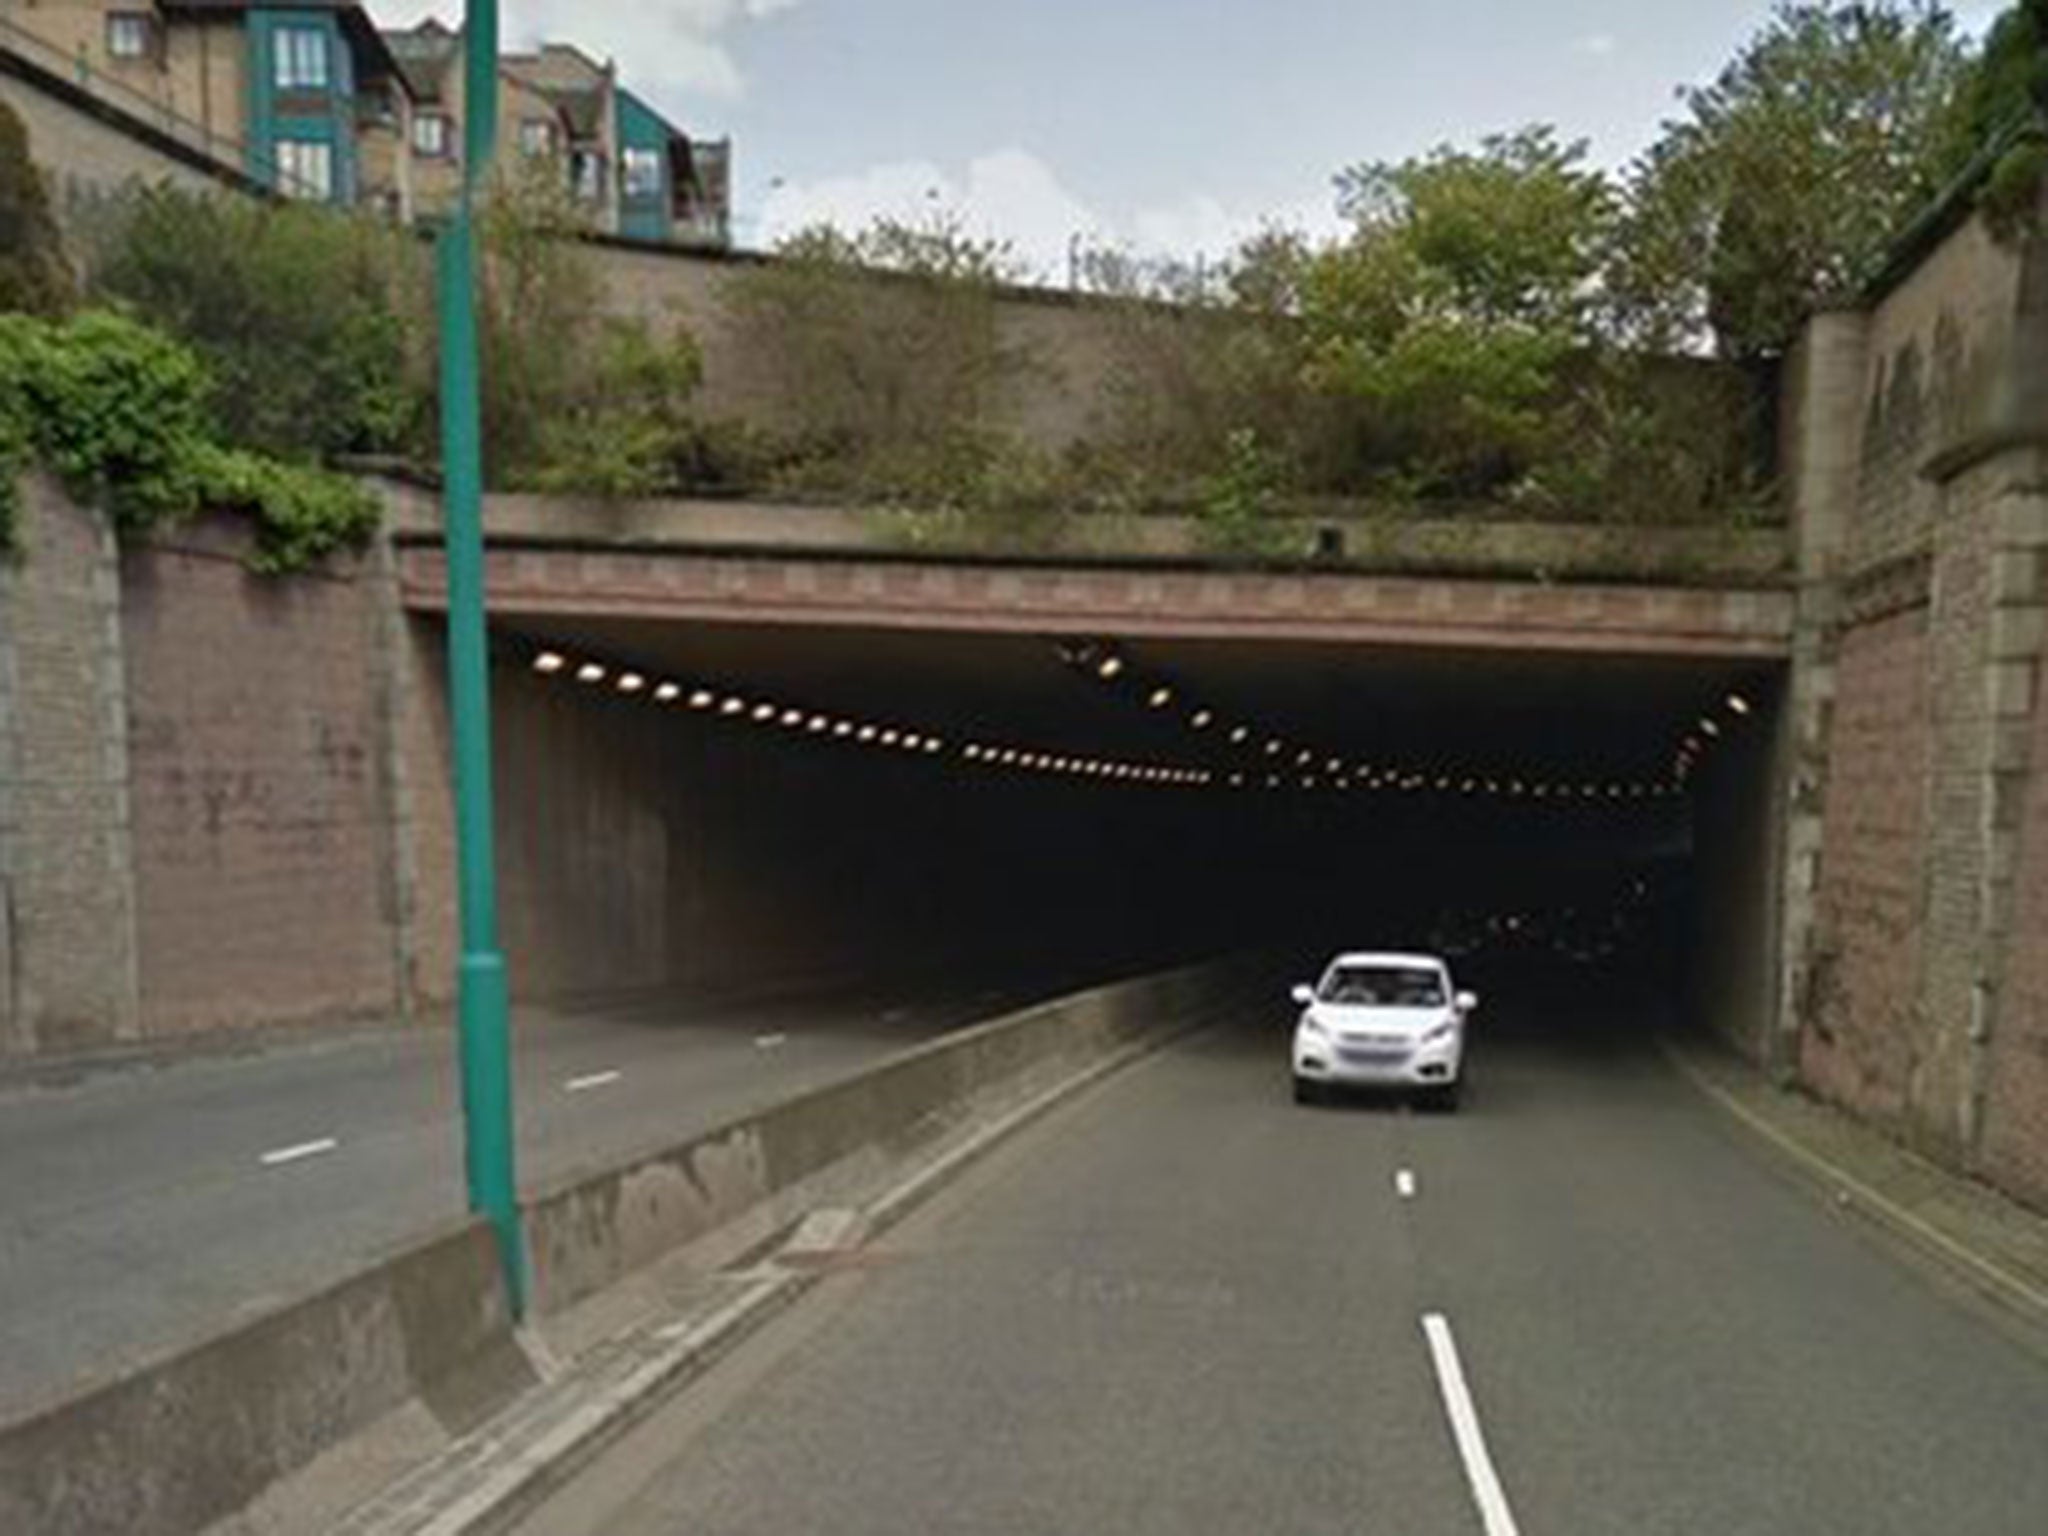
1805, 608, 1930, 1123
0, 477, 139, 1053
1987, 631, 2048, 1206
0, 36, 253, 219
119, 520, 405, 1036
1797, 185, 2048, 1202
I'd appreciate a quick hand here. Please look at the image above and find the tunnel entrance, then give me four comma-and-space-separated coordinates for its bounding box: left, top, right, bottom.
468, 611, 1789, 1055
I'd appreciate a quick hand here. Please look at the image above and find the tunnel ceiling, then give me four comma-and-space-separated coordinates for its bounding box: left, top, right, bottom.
497, 616, 1777, 790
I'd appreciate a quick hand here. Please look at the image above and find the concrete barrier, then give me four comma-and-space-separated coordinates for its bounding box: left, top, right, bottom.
0, 958, 1237, 1535
524, 959, 1231, 1314
0, 1221, 529, 1536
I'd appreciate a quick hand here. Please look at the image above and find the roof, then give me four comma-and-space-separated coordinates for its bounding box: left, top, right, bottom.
501, 42, 610, 95
162, 0, 403, 85
382, 19, 459, 104
1328, 953, 1449, 971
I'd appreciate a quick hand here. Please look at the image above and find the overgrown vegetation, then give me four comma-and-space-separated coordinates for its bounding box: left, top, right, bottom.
0, 311, 379, 568
8, 3, 2040, 566
723, 213, 1043, 507
88, 188, 420, 461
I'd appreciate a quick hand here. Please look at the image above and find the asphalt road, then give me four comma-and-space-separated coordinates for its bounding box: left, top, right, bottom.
0, 967, 1111, 1423
514, 1002, 2048, 1536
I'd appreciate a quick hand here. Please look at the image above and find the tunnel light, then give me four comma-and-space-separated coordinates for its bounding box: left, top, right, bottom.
1149, 687, 1174, 709
1098, 654, 1126, 680
858, 726, 879, 743
1326, 759, 1344, 775
1682, 737, 1700, 754
777, 709, 802, 729
690, 690, 716, 711
807, 717, 830, 734
1435, 777, 1452, 791
1230, 727, 1251, 745
833, 721, 855, 738
752, 704, 777, 723
617, 673, 646, 694
925, 739, 945, 755
1700, 719, 1721, 738
654, 683, 681, 704
533, 651, 567, 675
1728, 694, 1753, 716
901, 734, 923, 750
577, 663, 607, 685
1265, 739, 1283, 756
1191, 711, 1214, 730
1295, 750, 1313, 768
720, 697, 747, 716
879, 730, 900, 747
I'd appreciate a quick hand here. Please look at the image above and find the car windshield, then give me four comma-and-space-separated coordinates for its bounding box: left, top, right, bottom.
1320, 965, 1446, 1008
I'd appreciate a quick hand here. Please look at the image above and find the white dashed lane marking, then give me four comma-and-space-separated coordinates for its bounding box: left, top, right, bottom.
1421, 1312, 1521, 1536
565, 1071, 624, 1093
259, 1138, 340, 1168
1396, 1168, 1419, 1200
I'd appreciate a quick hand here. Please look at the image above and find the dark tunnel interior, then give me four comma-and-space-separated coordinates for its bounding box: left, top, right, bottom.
473, 616, 1789, 1046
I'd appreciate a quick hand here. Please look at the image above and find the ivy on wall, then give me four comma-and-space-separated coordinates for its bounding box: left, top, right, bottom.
0, 312, 379, 571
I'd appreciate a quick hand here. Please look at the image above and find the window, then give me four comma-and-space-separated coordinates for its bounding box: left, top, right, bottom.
106, 13, 155, 61
621, 147, 663, 200
1319, 966, 1447, 1009
275, 139, 334, 202
572, 150, 607, 201
519, 119, 559, 159
412, 112, 451, 158
274, 26, 330, 91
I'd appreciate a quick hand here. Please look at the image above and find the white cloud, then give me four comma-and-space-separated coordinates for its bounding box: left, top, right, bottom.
760, 147, 1344, 284
368, 1, 797, 100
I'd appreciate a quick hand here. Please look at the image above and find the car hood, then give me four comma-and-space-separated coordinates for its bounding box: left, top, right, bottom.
1304, 1004, 1454, 1035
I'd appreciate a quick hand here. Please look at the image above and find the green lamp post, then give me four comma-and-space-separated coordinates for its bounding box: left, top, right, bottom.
437, 0, 524, 1315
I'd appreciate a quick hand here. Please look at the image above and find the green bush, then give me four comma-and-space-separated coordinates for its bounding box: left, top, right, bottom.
87, 187, 423, 461
0, 310, 377, 566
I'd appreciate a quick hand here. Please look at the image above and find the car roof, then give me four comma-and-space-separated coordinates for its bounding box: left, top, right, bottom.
1326, 952, 1448, 970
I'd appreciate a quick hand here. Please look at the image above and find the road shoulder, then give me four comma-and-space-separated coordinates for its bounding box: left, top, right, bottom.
1665, 1035, 2048, 1339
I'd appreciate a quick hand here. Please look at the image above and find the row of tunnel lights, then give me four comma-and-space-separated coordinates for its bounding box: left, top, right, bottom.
529, 644, 1753, 806
1064, 641, 1756, 804
530, 649, 1212, 787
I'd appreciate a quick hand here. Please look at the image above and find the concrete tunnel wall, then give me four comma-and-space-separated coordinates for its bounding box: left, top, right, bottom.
1683, 676, 1791, 1056
471, 643, 1287, 1008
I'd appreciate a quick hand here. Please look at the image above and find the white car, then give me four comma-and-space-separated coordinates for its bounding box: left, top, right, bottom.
1290, 952, 1477, 1110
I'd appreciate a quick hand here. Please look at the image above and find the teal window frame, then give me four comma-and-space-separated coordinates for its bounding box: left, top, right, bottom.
274, 25, 331, 90
275, 137, 335, 200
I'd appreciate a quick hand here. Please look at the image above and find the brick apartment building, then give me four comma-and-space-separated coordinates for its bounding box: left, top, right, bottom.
0, 0, 731, 245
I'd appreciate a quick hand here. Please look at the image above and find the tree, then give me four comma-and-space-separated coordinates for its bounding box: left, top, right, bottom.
1612, 1, 1975, 357
1301, 128, 1617, 495
1957, 1, 2048, 238
90, 187, 417, 460
1334, 126, 1615, 334
0, 101, 72, 316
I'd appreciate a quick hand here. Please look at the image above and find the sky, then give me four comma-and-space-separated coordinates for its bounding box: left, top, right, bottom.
372, 1, 2012, 279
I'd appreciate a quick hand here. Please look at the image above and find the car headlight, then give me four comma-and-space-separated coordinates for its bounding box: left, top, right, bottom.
1423, 1021, 1457, 1045
1300, 1014, 1327, 1036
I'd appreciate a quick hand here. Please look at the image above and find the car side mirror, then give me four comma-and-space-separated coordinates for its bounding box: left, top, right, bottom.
1456, 991, 1479, 1013
1291, 984, 1316, 1007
